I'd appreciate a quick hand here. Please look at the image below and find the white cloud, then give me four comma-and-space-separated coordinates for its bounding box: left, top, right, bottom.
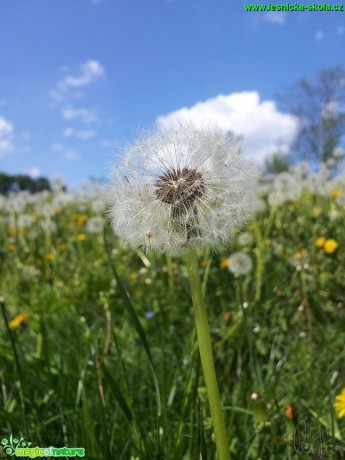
61, 107, 98, 123
0, 115, 14, 157
315, 30, 324, 41
63, 127, 95, 140
28, 167, 41, 178
64, 149, 81, 161
262, 12, 286, 25
58, 60, 104, 91
157, 92, 298, 162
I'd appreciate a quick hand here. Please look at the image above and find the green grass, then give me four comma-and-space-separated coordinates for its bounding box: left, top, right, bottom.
1, 188, 345, 459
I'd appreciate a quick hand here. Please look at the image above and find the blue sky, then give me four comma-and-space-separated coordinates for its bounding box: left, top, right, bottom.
0, 0, 344, 186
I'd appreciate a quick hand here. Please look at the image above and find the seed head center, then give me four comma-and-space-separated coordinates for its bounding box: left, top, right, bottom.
155, 167, 205, 207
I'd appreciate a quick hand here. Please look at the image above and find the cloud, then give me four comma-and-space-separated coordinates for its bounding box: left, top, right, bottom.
0, 115, 14, 157
58, 60, 104, 91
28, 167, 41, 178
262, 12, 286, 25
156, 92, 298, 162
63, 127, 95, 140
64, 149, 81, 161
315, 30, 324, 41
61, 106, 98, 123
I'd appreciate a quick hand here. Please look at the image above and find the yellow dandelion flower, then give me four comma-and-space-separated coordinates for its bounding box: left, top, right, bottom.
315, 237, 326, 248
285, 403, 297, 421
130, 272, 138, 280
220, 258, 229, 269
77, 233, 87, 241
334, 388, 345, 418
331, 188, 341, 198
58, 243, 68, 251
324, 239, 338, 254
9, 312, 29, 330
7, 244, 16, 252
200, 260, 208, 268
73, 214, 88, 226
44, 253, 55, 261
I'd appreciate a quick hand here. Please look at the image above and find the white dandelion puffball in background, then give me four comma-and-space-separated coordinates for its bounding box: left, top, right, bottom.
228, 252, 253, 275
108, 123, 257, 255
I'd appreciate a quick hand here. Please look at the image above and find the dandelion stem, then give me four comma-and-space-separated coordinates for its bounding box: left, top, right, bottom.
184, 248, 230, 460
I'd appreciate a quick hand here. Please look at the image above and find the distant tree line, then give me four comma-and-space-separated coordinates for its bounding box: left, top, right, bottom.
0, 173, 51, 194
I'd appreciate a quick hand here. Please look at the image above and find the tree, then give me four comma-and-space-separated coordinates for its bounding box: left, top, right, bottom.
279, 66, 345, 162
0, 173, 51, 194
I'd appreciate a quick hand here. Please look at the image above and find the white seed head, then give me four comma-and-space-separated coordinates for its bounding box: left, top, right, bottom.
227, 252, 253, 275
107, 123, 257, 255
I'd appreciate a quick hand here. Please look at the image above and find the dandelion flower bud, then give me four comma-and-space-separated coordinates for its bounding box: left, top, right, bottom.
108, 123, 257, 255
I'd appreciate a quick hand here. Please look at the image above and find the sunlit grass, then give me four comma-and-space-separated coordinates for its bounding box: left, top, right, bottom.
1, 180, 345, 459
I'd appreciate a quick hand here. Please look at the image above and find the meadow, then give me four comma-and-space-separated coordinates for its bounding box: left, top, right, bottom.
1, 161, 345, 460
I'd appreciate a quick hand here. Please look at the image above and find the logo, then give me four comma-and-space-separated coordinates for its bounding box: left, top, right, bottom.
1, 436, 85, 458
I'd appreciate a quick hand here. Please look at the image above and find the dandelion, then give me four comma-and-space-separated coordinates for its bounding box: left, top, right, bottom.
220, 258, 230, 269
9, 312, 29, 330
324, 239, 338, 254
315, 237, 326, 248
334, 388, 345, 418
44, 253, 55, 261
108, 123, 256, 256
228, 252, 253, 275
108, 123, 256, 460
7, 244, 15, 252
77, 233, 87, 241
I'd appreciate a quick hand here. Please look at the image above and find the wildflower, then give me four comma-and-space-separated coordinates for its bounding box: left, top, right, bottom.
220, 258, 230, 269
108, 123, 256, 255
7, 244, 15, 252
9, 312, 29, 330
238, 232, 254, 246
331, 188, 341, 198
200, 260, 208, 268
285, 403, 297, 421
77, 233, 87, 241
324, 239, 338, 254
58, 243, 68, 251
334, 388, 345, 418
228, 252, 253, 275
145, 311, 155, 319
73, 214, 89, 226
44, 253, 54, 261
315, 237, 326, 248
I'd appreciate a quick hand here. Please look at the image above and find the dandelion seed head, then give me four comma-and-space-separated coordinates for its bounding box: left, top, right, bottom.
107, 122, 257, 255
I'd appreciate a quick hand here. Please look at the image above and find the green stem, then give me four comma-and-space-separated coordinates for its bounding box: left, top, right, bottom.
184, 248, 230, 460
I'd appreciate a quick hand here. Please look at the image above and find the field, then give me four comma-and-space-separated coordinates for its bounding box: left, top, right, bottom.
1, 165, 345, 460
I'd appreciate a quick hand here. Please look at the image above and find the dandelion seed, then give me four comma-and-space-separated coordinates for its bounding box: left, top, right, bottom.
107, 123, 257, 255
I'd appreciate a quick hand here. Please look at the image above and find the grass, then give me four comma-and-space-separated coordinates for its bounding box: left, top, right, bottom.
1, 186, 345, 459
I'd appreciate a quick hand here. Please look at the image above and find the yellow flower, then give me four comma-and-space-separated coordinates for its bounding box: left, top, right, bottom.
7, 244, 16, 252
200, 260, 208, 268
220, 258, 229, 269
73, 214, 88, 226
9, 312, 29, 330
334, 388, 345, 418
324, 239, 338, 254
77, 233, 87, 241
315, 237, 326, 248
285, 403, 297, 421
130, 272, 138, 280
44, 253, 55, 261
58, 243, 68, 251
331, 188, 341, 198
